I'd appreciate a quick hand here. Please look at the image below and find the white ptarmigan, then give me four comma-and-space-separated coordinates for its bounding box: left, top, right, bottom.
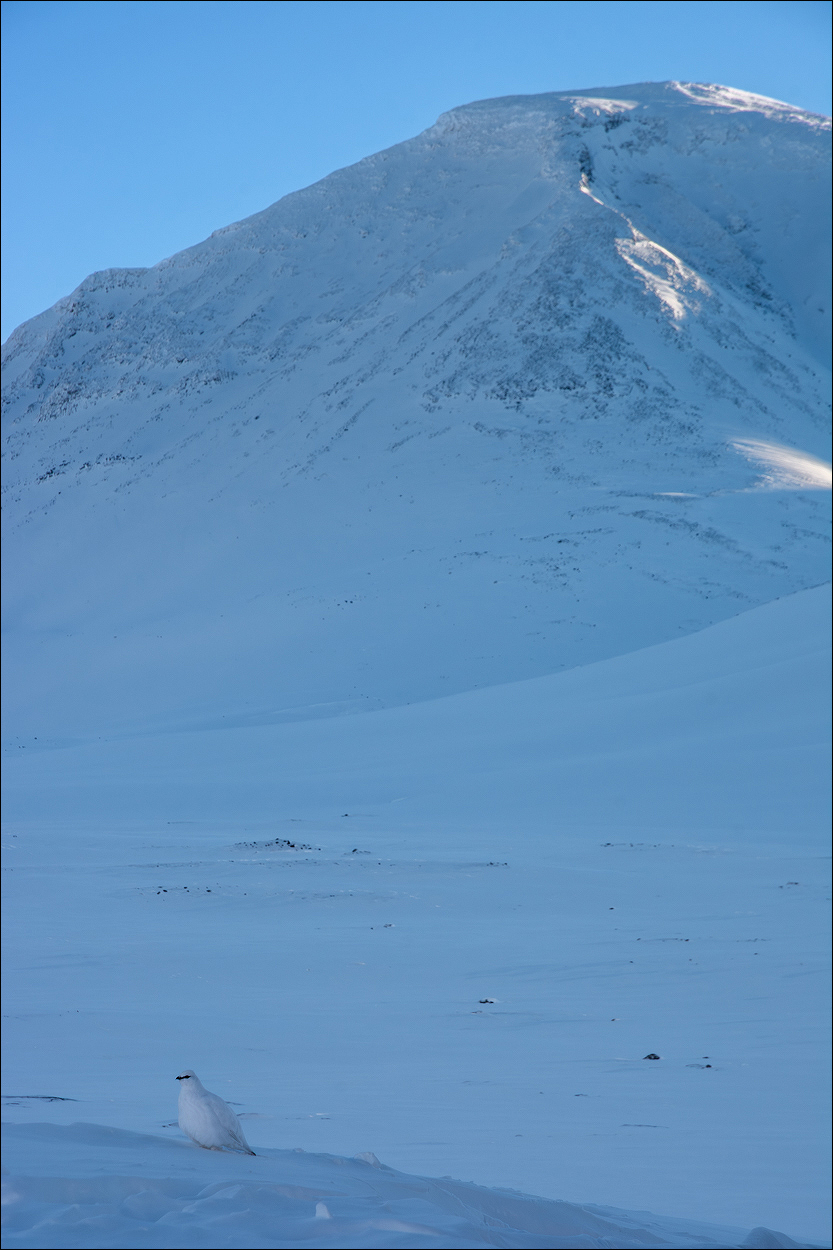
176, 1070, 255, 1155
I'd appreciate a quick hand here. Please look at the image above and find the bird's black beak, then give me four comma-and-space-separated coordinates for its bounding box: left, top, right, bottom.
176, 1075, 184, 1080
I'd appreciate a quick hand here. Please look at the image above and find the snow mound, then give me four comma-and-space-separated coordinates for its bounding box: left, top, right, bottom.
1, 1123, 820, 1250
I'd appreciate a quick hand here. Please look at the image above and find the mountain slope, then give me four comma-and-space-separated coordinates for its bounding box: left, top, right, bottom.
2, 81, 830, 745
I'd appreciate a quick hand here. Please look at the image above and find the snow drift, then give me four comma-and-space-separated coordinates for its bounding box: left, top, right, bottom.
2, 1122, 821, 1249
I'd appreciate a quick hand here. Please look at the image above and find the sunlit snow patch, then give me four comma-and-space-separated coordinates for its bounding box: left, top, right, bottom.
731, 439, 833, 490
672, 80, 825, 124
568, 95, 640, 116
615, 230, 710, 320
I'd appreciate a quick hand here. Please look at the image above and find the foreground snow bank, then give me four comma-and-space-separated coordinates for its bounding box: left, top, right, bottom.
1, 1123, 818, 1250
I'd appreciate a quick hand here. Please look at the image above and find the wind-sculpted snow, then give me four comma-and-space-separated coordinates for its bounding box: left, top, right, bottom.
1, 82, 830, 745
1, 1123, 823, 1249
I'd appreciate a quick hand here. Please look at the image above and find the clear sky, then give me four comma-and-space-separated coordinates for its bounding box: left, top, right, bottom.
2, 0, 830, 340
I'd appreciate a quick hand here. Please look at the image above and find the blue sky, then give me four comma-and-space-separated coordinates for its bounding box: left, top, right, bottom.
2, 0, 830, 340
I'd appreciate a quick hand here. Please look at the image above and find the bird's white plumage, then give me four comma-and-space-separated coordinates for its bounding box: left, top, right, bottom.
176, 1070, 255, 1154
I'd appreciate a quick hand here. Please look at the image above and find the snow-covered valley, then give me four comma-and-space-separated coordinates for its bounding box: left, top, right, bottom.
2, 82, 831, 1248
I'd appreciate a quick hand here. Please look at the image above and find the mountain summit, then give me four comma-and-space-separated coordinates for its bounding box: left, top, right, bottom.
2, 81, 830, 746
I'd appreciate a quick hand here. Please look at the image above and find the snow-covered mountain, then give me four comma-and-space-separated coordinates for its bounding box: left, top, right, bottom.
2, 81, 830, 746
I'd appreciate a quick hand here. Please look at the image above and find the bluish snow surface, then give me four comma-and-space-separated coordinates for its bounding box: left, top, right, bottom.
1, 80, 831, 1249
3, 587, 830, 1247
1, 1123, 818, 1249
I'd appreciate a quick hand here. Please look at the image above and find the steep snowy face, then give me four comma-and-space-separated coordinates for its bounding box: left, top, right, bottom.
1, 82, 830, 744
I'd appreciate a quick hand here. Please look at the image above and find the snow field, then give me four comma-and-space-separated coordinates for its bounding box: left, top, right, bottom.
3, 586, 830, 1246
